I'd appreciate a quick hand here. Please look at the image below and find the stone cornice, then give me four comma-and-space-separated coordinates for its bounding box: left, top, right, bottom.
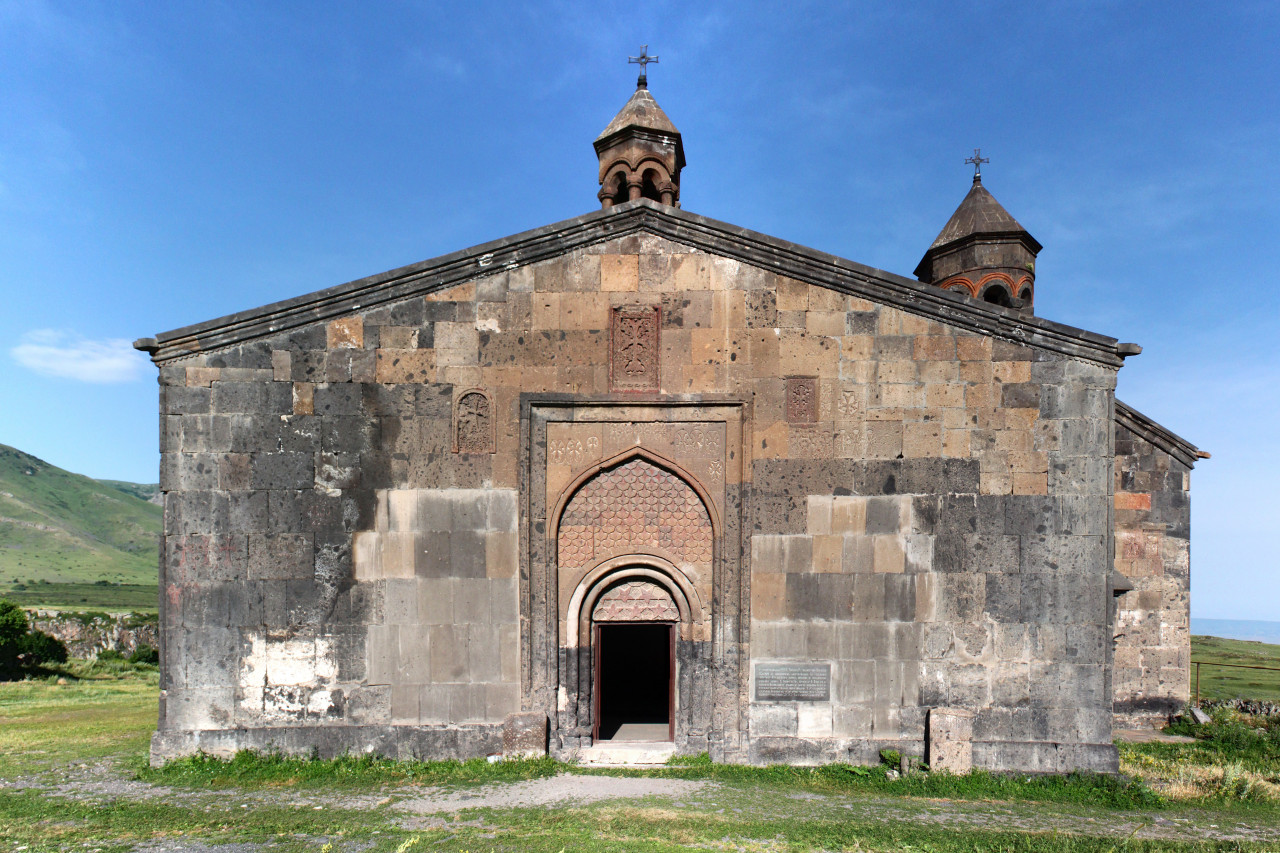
1115, 399, 1207, 469
141, 199, 1130, 368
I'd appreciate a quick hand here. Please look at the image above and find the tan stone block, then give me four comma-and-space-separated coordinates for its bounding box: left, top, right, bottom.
712, 290, 747, 329
776, 277, 809, 311
672, 254, 711, 290
813, 535, 843, 573
831, 497, 867, 535
561, 291, 609, 330
899, 312, 940, 335
1004, 408, 1040, 430
186, 367, 221, 387
1009, 451, 1048, 473
327, 316, 364, 349
866, 420, 902, 459
841, 335, 874, 362
966, 383, 996, 409
942, 407, 972, 429
268, 354, 291, 385
917, 360, 959, 383
902, 421, 942, 458
691, 328, 729, 364
778, 331, 839, 376
292, 382, 314, 415
600, 254, 639, 291
873, 536, 905, 573
532, 292, 559, 329
1012, 472, 1048, 495
679, 363, 717, 393
877, 307, 903, 335
486, 531, 518, 579
942, 428, 971, 458
871, 383, 924, 409
380, 326, 418, 349
747, 331, 780, 375
806, 286, 842, 313
845, 360, 876, 384
788, 424, 834, 459
439, 365, 483, 388
376, 349, 435, 384
806, 310, 844, 337
914, 335, 956, 361
877, 361, 916, 384
926, 382, 966, 409
807, 495, 833, 534
436, 321, 478, 353
427, 283, 474, 302
955, 336, 992, 361
476, 302, 505, 333
959, 360, 992, 384
993, 361, 1032, 383
381, 532, 417, 579
980, 471, 1013, 495
752, 573, 787, 620
756, 420, 789, 459
866, 405, 904, 422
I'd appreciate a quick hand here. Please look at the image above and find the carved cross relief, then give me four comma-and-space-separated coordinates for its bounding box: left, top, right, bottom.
610, 305, 660, 392
785, 376, 818, 423
454, 389, 495, 454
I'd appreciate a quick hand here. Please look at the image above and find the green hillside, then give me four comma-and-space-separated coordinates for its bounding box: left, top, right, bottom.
0, 444, 161, 594
1191, 635, 1280, 702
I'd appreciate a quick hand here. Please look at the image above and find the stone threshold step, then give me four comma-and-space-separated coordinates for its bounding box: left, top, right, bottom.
577, 741, 677, 766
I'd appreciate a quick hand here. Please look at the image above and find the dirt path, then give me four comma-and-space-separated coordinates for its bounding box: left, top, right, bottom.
6, 760, 1280, 849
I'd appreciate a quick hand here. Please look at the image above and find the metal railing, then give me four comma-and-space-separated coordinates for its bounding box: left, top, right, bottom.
1192, 659, 1280, 705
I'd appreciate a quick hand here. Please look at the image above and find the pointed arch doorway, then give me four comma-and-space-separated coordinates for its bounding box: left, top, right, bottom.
591, 578, 678, 742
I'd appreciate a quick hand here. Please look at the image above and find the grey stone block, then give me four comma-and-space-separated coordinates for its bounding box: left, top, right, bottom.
504, 712, 548, 757
247, 533, 314, 580
250, 452, 314, 490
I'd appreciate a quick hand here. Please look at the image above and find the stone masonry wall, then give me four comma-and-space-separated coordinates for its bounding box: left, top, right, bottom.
152, 230, 1119, 771
1112, 423, 1191, 727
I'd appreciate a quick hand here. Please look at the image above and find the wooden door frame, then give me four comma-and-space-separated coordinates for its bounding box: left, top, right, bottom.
591, 620, 677, 743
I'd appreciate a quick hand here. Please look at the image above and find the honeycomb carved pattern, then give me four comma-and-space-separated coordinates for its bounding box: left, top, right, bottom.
558, 458, 712, 569
592, 580, 679, 622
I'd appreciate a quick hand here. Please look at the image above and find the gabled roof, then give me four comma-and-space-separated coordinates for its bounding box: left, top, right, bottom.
1115, 400, 1209, 469
138, 199, 1130, 368
926, 178, 1041, 252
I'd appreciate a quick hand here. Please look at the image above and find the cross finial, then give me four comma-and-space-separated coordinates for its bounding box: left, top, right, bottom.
965, 148, 990, 182
628, 44, 658, 88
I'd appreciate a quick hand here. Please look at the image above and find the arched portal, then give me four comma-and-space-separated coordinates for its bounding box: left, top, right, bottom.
554, 452, 713, 746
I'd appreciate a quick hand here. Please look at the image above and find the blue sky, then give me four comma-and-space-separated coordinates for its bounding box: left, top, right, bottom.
1, 1, 1276, 619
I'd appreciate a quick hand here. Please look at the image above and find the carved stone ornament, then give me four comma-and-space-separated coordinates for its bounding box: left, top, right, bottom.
610, 305, 660, 392
785, 376, 818, 423
454, 389, 495, 454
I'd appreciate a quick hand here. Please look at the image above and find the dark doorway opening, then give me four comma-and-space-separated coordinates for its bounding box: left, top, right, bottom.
594, 623, 674, 741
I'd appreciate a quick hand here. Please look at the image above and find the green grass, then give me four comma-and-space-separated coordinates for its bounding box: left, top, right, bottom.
0, 443, 161, 586
1192, 635, 1280, 702
0, 658, 158, 775
0, 581, 159, 612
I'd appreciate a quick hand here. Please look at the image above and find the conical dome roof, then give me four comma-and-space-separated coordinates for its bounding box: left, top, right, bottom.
596, 86, 680, 141
926, 178, 1039, 251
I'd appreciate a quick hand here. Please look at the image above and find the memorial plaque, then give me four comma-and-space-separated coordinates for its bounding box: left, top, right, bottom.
753, 662, 831, 702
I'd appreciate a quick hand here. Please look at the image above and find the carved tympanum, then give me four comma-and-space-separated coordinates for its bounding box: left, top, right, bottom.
593, 580, 679, 622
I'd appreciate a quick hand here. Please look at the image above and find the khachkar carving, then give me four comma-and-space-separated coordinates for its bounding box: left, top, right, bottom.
454, 390, 495, 454
610, 305, 660, 392
558, 458, 712, 568
786, 377, 818, 423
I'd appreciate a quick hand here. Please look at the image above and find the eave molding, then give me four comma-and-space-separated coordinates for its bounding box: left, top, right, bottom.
144, 199, 1128, 368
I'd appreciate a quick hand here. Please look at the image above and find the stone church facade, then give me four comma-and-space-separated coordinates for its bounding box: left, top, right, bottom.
138, 79, 1203, 773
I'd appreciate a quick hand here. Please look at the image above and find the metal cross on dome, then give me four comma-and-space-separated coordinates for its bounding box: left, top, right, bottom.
629, 45, 658, 86
965, 148, 990, 181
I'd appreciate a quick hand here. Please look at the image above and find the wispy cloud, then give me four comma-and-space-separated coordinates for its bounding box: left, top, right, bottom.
11, 330, 147, 383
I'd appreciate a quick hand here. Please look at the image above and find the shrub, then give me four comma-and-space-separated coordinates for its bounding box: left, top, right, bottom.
129, 643, 160, 665
97, 649, 125, 662
0, 599, 69, 677
19, 630, 68, 666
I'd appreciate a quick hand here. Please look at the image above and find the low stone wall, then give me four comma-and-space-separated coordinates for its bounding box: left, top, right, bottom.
27, 610, 159, 659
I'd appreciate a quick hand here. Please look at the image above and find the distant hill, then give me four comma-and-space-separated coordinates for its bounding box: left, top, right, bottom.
0, 444, 162, 588
96, 480, 162, 505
